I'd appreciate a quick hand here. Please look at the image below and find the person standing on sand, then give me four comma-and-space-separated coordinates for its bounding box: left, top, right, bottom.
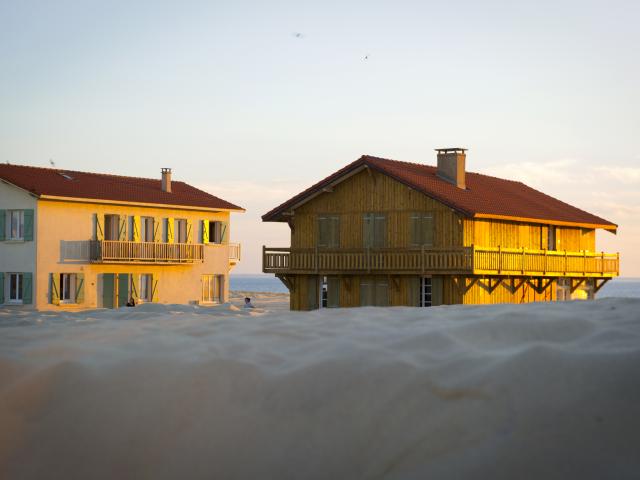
244, 297, 254, 308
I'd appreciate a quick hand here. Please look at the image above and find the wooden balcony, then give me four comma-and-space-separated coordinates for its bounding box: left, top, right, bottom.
90, 240, 204, 264
262, 246, 619, 278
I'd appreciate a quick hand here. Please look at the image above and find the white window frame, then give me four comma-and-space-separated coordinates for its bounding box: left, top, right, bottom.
7, 210, 24, 240
60, 273, 77, 304
8, 273, 23, 304
104, 214, 119, 241
141, 217, 154, 242
138, 274, 153, 302
175, 219, 187, 243
420, 277, 432, 307
209, 221, 223, 244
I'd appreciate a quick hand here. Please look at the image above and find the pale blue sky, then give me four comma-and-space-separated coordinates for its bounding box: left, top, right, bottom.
1, 0, 639, 274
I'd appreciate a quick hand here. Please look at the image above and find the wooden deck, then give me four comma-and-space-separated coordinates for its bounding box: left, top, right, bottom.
262, 246, 619, 277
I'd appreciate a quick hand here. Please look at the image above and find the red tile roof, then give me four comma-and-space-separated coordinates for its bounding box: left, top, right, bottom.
262, 155, 616, 230
0, 164, 243, 211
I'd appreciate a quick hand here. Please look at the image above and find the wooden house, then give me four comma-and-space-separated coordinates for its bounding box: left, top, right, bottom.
262, 149, 619, 310
0, 165, 243, 309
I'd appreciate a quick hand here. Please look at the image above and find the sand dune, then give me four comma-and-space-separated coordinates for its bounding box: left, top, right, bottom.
1, 298, 639, 479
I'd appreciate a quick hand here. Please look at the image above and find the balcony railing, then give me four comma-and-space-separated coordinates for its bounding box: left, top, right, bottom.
262, 246, 619, 277
90, 240, 204, 264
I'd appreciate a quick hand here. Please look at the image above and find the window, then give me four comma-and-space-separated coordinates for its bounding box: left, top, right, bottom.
360, 277, 389, 306
139, 274, 153, 302
141, 217, 154, 242
60, 273, 77, 303
208, 221, 225, 244
410, 213, 434, 247
175, 219, 187, 243
202, 274, 224, 303
320, 276, 340, 308
548, 226, 557, 251
8, 273, 23, 303
420, 277, 432, 307
363, 213, 386, 248
104, 215, 120, 241
318, 216, 340, 248
8, 210, 24, 240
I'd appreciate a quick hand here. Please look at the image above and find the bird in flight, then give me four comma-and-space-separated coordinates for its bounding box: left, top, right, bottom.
293, 32, 304, 39
363, 54, 369, 60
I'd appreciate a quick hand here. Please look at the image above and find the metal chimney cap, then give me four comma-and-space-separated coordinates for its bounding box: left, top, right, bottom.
161, 167, 172, 173
435, 148, 467, 154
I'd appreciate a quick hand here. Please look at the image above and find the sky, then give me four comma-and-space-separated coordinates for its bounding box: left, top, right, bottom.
1, 0, 638, 275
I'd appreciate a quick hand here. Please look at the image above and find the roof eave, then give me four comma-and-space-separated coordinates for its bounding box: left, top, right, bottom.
472, 213, 618, 232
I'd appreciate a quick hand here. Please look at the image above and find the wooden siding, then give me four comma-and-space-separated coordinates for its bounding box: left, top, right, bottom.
292, 168, 463, 250
464, 219, 596, 251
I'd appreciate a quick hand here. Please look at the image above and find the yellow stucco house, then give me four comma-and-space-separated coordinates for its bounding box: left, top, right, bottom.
0, 164, 243, 310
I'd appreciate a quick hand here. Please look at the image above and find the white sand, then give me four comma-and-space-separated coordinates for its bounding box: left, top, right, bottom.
1, 297, 639, 479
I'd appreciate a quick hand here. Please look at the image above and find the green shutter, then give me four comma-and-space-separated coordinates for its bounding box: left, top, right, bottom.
375, 280, 389, 306
23, 209, 34, 241
359, 278, 374, 306
423, 215, 434, 247
0, 273, 4, 304
118, 273, 130, 307
50, 273, 60, 305
0, 210, 5, 241
75, 273, 85, 304
102, 274, 115, 308
330, 217, 340, 248
22, 272, 33, 304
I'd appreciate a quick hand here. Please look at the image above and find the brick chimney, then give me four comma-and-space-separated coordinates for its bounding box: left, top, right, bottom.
161, 168, 172, 193
436, 148, 467, 189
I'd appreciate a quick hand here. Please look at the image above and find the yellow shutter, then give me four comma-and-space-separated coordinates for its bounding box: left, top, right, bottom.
119, 215, 128, 241
202, 220, 209, 243
95, 213, 105, 241
153, 217, 162, 242
133, 216, 141, 242
151, 273, 158, 302
167, 218, 174, 244
131, 274, 139, 301
186, 219, 193, 243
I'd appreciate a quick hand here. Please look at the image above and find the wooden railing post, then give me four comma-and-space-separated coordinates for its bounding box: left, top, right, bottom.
564, 249, 567, 275
521, 247, 525, 274
315, 246, 319, 273
601, 251, 604, 276
367, 246, 371, 273
421, 244, 425, 274
583, 250, 586, 276
543, 249, 547, 275
498, 245, 502, 274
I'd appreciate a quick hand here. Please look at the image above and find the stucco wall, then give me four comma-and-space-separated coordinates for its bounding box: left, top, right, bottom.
0, 181, 37, 303
35, 198, 235, 310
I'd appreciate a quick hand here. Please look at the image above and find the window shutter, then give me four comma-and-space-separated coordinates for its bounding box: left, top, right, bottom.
131, 274, 139, 301
330, 217, 340, 248
363, 214, 373, 248
307, 276, 318, 310
375, 280, 389, 306
431, 275, 443, 306
408, 277, 420, 306
95, 213, 104, 241
102, 273, 115, 308
202, 220, 209, 243
166, 218, 174, 243
410, 214, 421, 246
75, 273, 85, 304
318, 217, 328, 247
0, 210, 5, 241
0, 273, 4, 304
153, 217, 162, 242
50, 273, 60, 305
359, 279, 374, 306
220, 222, 228, 243
21, 272, 33, 304
423, 215, 434, 247
186, 219, 193, 243
117, 274, 130, 307
132, 216, 141, 242
374, 215, 386, 248
327, 277, 340, 308
151, 274, 158, 303
119, 215, 127, 241
23, 209, 34, 241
